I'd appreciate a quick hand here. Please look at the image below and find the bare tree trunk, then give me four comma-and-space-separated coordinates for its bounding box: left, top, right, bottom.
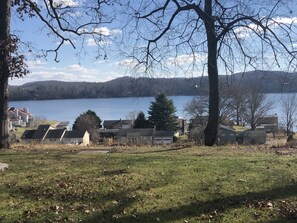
204, 0, 219, 146
0, 0, 11, 149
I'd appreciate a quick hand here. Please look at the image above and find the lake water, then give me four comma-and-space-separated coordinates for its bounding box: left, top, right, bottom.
9, 94, 288, 127
9, 96, 193, 126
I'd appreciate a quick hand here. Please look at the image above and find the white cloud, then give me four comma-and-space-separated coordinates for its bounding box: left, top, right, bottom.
94, 27, 110, 36
66, 64, 88, 72
233, 17, 297, 39
116, 59, 138, 67
233, 23, 260, 39
166, 53, 207, 65
270, 17, 297, 25
110, 29, 122, 35
93, 27, 122, 36
86, 38, 112, 46
53, 0, 80, 7
27, 60, 47, 69
9, 62, 118, 85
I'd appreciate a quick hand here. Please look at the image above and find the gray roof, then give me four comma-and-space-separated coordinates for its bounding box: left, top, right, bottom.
55, 121, 69, 129
45, 129, 66, 139
103, 120, 133, 129
219, 124, 236, 132
98, 129, 119, 137
21, 130, 36, 139
116, 128, 154, 137
153, 131, 175, 137
64, 130, 88, 138
31, 125, 51, 139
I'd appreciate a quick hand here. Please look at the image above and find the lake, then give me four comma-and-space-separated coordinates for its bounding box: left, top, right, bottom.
9, 96, 194, 126
9, 94, 287, 127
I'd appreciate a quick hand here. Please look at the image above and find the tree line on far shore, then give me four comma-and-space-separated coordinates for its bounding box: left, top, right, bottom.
9, 70, 297, 101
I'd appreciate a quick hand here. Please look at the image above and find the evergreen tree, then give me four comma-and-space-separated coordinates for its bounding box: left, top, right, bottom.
148, 93, 178, 131
134, 112, 150, 128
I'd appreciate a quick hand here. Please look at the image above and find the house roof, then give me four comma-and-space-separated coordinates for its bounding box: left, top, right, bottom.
63, 130, 88, 138
116, 128, 154, 137
55, 121, 69, 129
103, 120, 133, 129
31, 125, 52, 139
153, 131, 175, 137
98, 129, 119, 137
45, 129, 66, 139
219, 124, 236, 132
21, 130, 36, 139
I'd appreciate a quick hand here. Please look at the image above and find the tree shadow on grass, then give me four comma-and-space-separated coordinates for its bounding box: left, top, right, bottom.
84, 183, 297, 223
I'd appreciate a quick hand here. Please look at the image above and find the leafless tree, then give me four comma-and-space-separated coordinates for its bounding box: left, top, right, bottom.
219, 86, 236, 124
121, 0, 297, 145
228, 84, 248, 126
281, 94, 297, 136
184, 96, 208, 118
184, 87, 234, 124
125, 110, 140, 122
242, 89, 273, 130
0, 0, 117, 149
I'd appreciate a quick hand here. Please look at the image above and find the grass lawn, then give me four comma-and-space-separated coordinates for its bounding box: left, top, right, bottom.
0, 145, 296, 223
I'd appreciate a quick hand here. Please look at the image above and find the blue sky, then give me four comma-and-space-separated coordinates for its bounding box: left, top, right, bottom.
9, 0, 297, 85
10, 0, 132, 85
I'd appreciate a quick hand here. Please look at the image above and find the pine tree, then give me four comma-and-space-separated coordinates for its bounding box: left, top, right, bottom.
148, 93, 178, 131
134, 112, 150, 128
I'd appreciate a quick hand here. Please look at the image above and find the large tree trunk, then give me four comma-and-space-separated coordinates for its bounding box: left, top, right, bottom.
0, 0, 11, 149
204, 0, 219, 146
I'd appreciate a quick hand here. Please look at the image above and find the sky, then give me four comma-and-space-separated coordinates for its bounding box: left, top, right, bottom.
9, 0, 297, 86
10, 0, 133, 85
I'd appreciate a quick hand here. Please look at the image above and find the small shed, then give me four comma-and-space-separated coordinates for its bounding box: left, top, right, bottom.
218, 125, 236, 145
63, 130, 90, 146
153, 131, 175, 145
237, 130, 267, 145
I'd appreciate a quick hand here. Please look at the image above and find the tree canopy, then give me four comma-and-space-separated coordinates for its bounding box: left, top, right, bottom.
133, 112, 151, 129
73, 110, 102, 143
148, 93, 178, 131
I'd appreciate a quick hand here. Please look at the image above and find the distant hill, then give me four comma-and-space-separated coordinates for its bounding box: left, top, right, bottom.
8, 70, 297, 101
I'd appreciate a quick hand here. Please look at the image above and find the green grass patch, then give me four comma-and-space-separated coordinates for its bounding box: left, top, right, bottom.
233, 125, 248, 132
0, 145, 296, 222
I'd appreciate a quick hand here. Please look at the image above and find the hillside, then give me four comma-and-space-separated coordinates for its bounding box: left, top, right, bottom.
8, 70, 297, 101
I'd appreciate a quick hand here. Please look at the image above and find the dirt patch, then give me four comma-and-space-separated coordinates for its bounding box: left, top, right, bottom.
0, 163, 8, 171
77, 150, 110, 154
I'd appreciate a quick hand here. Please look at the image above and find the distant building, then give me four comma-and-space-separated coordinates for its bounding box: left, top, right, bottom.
55, 121, 69, 129
21, 125, 90, 146
8, 107, 34, 127
153, 131, 175, 144
176, 118, 188, 135
63, 130, 90, 146
237, 130, 267, 145
99, 128, 175, 145
103, 119, 133, 129
116, 128, 154, 145
44, 129, 66, 144
256, 115, 278, 133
